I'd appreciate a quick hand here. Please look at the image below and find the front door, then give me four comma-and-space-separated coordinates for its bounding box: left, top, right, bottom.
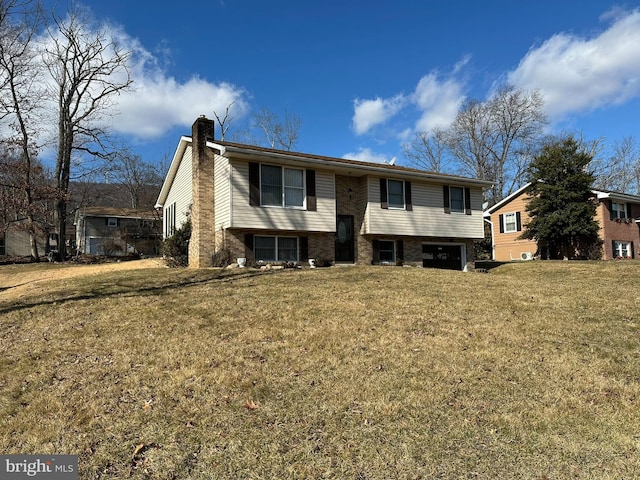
335, 215, 355, 263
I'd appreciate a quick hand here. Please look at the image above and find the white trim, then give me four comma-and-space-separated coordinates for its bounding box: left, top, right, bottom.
484, 182, 532, 216
155, 136, 192, 208
210, 142, 493, 187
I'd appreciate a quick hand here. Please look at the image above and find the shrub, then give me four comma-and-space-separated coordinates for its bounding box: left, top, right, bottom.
313, 257, 333, 268
162, 219, 191, 267
211, 248, 233, 267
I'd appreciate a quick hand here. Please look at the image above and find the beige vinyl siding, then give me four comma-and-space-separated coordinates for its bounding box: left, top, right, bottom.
164, 146, 193, 233
366, 177, 485, 238
230, 160, 336, 232
214, 153, 231, 230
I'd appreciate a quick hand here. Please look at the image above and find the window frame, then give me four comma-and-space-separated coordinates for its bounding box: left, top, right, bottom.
503, 212, 517, 233
612, 201, 627, 219
387, 179, 405, 209
260, 164, 306, 209
254, 235, 299, 262
613, 240, 631, 258
378, 239, 396, 263
449, 186, 465, 213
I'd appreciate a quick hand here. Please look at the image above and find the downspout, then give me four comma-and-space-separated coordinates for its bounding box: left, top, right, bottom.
484, 217, 495, 260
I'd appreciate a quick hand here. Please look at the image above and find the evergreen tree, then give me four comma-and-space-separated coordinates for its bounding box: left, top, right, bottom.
521, 137, 602, 259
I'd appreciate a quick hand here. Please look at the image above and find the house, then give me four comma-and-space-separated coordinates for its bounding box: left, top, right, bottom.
0, 219, 47, 257
155, 116, 493, 270
484, 183, 640, 260
74, 207, 161, 256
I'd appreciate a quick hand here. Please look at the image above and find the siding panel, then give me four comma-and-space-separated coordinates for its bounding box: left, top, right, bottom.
214, 154, 231, 229
230, 160, 336, 232
366, 177, 485, 238
164, 146, 193, 234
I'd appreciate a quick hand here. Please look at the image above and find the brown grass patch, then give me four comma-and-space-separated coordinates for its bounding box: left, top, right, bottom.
1, 261, 639, 478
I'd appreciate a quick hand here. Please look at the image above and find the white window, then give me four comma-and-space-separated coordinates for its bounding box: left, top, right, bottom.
107, 217, 118, 228
613, 241, 631, 258
255, 236, 299, 262
387, 180, 404, 209
504, 212, 517, 233
164, 203, 176, 237
612, 202, 627, 219
379, 240, 395, 263
261, 165, 304, 208
450, 186, 464, 213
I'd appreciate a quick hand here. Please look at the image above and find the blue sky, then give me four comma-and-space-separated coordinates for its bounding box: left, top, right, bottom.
42, 0, 640, 168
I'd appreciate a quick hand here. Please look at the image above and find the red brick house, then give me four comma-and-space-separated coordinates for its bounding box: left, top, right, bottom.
484, 184, 640, 260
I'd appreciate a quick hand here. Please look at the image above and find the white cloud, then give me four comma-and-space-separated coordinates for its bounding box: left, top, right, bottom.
352, 94, 407, 135
507, 8, 640, 120
342, 147, 390, 164
351, 65, 467, 140
412, 73, 466, 132
29, 16, 249, 145
112, 33, 249, 139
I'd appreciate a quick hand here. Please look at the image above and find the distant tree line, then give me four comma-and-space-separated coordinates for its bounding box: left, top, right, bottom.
402, 85, 640, 205
0, 0, 164, 261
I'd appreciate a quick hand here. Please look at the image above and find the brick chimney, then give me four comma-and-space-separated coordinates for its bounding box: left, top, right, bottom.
189, 115, 216, 267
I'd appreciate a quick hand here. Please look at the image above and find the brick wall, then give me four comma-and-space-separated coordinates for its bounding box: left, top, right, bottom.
224, 229, 334, 264
599, 202, 640, 259
189, 117, 216, 267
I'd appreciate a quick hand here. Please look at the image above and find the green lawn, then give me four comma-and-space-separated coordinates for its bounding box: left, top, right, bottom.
1, 261, 639, 479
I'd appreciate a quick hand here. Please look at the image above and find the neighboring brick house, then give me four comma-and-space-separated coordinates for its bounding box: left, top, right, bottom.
484, 183, 640, 260
74, 207, 161, 256
593, 189, 640, 259
156, 117, 493, 271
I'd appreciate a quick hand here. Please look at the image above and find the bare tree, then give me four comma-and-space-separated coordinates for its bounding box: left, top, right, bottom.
252, 107, 302, 151
0, 0, 48, 259
42, 7, 132, 258
404, 86, 546, 205
402, 127, 451, 173
212, 100, 236, 141
592, 136, 640, 195
108, 149, 164, 209
449, 86, 546, 204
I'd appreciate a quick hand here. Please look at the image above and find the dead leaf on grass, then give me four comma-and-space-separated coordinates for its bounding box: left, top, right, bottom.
243, 399, 259, 411
142, 399, 153, 412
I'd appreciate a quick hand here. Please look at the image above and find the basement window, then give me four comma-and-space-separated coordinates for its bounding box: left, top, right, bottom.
107, 218, 118, 228
254, 236, 299, 262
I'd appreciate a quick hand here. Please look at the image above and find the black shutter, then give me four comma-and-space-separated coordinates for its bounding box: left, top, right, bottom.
249, 163, 260, 206
244, 233, 254, 259
380, 179, 388, 209
609, 200, 615, 220
372, 239, 380, 264
299, 236, 308, 261
464, 187, 472, 215
612, 240, 617, 258
443, 185, 451, 214
105, 218, 109, 226
396, 240, 404, 262
306, 170, 316, 211
626, 203, 632, 219
499, 214, 505, 233
632, 241, 636, 259
404, 181, 412, 211
516, 212, 522, 231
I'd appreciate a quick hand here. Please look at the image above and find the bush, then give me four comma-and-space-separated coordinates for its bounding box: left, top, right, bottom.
162, 219, 191, 267
313, 257, 333, 268
211, 248, 233, 267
